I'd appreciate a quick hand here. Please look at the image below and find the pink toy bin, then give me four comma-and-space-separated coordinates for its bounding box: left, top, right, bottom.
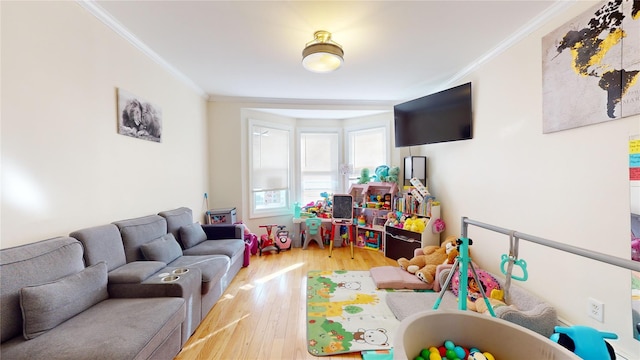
393, 310, 580, 360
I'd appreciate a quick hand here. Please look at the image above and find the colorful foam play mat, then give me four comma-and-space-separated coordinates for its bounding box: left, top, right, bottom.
306, 270, 400, 356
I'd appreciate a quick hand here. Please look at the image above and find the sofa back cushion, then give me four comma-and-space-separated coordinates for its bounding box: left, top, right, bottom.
113, 215, 168, 263
0, 237, 85, 343
158, 207, 193, 245
140, 233, 183, 263
70, 224, 126, 271
20, 261, 109, 339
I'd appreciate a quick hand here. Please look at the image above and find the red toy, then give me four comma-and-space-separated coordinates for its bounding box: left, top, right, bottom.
259, 224, 281, 256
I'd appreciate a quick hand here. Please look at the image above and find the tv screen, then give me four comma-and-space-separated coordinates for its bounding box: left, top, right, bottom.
394, 82, 472, 147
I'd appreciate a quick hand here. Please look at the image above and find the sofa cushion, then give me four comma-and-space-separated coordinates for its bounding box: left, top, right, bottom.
158, 207, 193, 244
70, 224, 126, 271
1, 297, 185, 360
180, 222, 208, 249
20, 262, 108, 340
182, 239, 245, 260
0, 237, 85, 343
114, 215, 168, 262
369, 266, 433, 290
140, 234, 183, 264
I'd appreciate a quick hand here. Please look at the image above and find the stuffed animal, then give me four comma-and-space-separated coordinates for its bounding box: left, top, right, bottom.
358, 168, 372, 184
472, 297, 512, 315
374, 165, 390, 182
451, 267, 501, 308
397, 236, 459, 284
385, 212, 399, 227
387, 166, 400, 184
405, 215, 426, 233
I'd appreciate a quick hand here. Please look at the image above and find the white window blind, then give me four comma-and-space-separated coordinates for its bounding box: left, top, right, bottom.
299, 131, 339, 205
250, 122, 292, 217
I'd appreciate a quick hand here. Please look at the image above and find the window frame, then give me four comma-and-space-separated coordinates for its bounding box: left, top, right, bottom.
296, 127, 343, 205
344, 122, 390, 187
248, 119, 294, 219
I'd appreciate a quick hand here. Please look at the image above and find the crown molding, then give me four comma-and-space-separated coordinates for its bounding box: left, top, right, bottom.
442, 0, 577, 89
76, 0, 207, 98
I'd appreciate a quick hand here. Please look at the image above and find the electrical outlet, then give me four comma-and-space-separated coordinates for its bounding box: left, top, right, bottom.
587, 297, 604, 322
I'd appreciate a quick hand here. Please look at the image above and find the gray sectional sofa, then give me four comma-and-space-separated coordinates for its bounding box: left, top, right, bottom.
0, 207, 246, 360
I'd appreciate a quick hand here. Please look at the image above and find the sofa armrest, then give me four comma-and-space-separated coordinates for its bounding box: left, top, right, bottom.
108, 267, 202, 299
201, 224, 243, 240
108, 261, 167, 283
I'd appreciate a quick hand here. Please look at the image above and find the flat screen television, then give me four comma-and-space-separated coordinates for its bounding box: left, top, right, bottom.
394, 82, 472, 147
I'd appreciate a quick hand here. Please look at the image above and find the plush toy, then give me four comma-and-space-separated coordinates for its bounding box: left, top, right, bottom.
397, 236, 458, 284
387, 166, 400, 184
405, 215, 426, 233
398, 214, 406, 228
385, 212, 399, 227
358, 168, 372, 184
472, 297, 511, 315
374, 165, 390, 182
451, 267, 501, 307
403, 217, 414, 231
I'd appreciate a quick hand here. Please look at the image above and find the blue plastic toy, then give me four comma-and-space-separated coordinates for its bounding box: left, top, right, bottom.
550, 325, 617, 360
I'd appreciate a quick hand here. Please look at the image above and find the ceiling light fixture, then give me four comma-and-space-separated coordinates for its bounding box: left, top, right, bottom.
302, 30, 344, 73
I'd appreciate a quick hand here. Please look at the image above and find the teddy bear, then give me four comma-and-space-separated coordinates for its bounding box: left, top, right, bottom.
385, 211, 399, 227
397, 236, 459, 284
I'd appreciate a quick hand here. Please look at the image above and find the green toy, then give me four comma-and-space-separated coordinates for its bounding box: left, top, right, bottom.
386, 166, 400, 185
358, 168, 371, 184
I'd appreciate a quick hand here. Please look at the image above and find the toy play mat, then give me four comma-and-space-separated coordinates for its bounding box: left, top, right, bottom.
306, 270, 400, 356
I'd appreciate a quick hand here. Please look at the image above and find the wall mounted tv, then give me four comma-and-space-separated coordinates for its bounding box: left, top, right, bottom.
394, 82, 472, 147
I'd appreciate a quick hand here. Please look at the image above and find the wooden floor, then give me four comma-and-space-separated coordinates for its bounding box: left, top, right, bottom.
175, 244, 399, 360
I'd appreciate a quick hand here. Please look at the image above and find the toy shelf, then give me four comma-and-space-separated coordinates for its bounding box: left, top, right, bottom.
384, 204, 441, 260
348, 182, 398, 208
353, 207, 389, 251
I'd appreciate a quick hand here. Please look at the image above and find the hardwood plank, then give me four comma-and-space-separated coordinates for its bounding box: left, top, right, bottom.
175, 245, 399, 360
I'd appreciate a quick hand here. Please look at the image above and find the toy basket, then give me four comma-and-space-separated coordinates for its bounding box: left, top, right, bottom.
393, 310, 579, 360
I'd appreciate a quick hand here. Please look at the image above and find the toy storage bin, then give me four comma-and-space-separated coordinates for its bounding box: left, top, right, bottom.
393, 310, 579, 360
207, 207, 237, 224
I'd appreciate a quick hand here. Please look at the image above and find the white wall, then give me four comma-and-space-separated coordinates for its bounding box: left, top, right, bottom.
417, 2, 639, 357
1, 1, 209, 248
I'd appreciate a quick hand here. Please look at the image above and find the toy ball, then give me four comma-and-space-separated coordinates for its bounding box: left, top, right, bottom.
438, 346, 447, 356
453, 346, 466, 359
482, 352, 495, 360
467, 352, 487, 360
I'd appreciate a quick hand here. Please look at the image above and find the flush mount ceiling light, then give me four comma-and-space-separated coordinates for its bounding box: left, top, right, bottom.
302, 30, 344, 73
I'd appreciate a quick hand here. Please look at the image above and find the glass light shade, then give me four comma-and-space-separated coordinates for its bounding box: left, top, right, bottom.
302, 31, 344, 73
